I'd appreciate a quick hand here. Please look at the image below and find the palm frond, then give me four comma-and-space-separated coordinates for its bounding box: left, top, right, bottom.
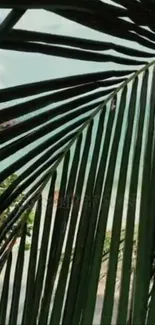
1, 2, 155, 325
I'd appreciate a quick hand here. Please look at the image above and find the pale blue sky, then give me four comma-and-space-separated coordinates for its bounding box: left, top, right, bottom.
0, 8, 148, 88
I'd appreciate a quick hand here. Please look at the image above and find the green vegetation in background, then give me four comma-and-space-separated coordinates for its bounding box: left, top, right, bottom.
0, 174, 35, 250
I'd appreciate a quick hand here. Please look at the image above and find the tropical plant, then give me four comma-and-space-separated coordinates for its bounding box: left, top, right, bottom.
1, 2, 155, 324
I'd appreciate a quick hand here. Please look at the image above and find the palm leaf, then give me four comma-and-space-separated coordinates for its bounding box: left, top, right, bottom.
8, 224, 27, 325
1, 2, 155, 325
0, 253, 12, 325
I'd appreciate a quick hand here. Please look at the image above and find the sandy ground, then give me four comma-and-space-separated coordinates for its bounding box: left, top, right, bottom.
0, 247, 135, 325
0, 195, 136, 324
